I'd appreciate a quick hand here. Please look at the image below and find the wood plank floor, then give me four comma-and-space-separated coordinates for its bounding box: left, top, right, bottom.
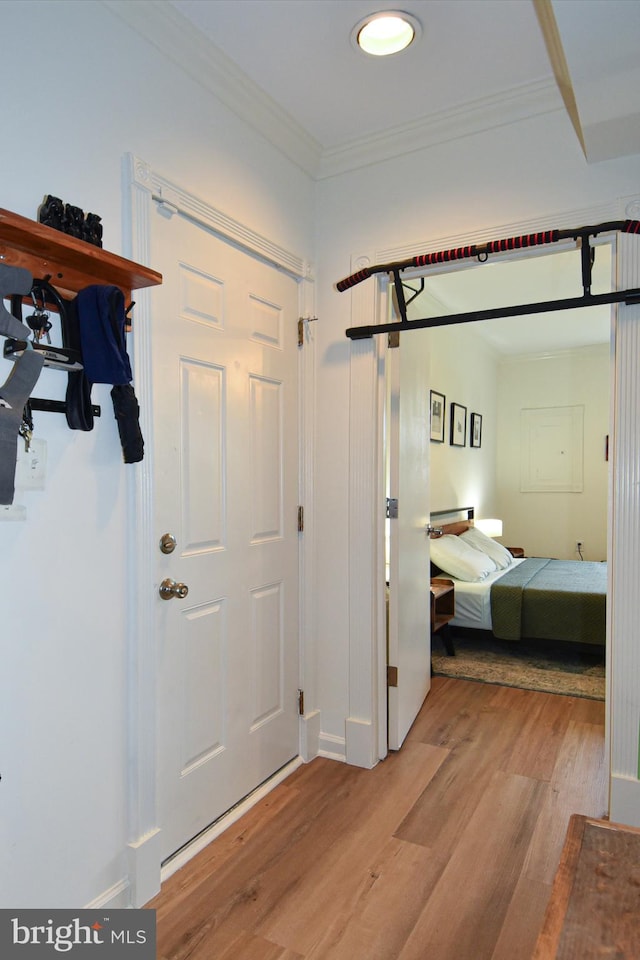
147, 677, 607, 960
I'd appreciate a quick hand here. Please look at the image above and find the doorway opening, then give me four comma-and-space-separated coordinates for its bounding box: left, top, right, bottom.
384, 239, 613, 747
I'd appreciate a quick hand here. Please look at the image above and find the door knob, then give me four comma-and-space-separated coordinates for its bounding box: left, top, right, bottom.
159, 578, 189, 600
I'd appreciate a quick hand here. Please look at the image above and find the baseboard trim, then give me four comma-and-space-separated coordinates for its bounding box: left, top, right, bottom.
128, 827, 163, 907
317, 731, 347, 763
160, 757, 303, 882
610, 774, 640, 829
345, 717, 377, 769
299, 708, 321, 761
84, 878, 131, 910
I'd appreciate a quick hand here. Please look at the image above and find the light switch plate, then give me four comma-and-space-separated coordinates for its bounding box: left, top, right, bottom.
15, 438, 47, 491
0, 502, 26, 521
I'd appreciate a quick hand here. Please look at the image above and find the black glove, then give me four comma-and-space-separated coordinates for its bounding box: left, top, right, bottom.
111, 384, 144, 463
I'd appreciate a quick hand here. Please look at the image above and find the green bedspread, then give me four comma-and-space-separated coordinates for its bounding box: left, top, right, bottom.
490, 558, 607, 646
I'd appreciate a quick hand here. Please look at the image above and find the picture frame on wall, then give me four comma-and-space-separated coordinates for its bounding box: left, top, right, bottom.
470, 412, 482, 448
450, 402, 467, 446
430, 390, 446, 442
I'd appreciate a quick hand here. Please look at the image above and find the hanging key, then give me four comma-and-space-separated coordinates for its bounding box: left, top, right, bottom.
19, 402, 34, 452
25, 307, 52, 343
18, 419, 33, 453
24, 288, 52, 343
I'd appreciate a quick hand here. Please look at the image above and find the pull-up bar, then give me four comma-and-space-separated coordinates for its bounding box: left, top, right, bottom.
338, 219, 640, 340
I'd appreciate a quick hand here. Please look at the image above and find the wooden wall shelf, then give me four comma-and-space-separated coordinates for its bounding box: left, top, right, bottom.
0, 207, 162, 305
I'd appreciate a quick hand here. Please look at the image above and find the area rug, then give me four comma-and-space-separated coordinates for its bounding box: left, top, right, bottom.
431, 631, 605, 700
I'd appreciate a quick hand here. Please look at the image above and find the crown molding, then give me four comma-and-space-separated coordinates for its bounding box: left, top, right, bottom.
101, 1, 564, 182
100, 0, 323, 178
317, 79, 564, 179
498, 341, 610, 365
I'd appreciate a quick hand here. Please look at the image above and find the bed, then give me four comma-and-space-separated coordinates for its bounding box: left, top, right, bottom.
429, 508, 607, 649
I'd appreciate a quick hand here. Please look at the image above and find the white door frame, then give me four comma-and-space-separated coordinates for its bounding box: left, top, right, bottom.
121, 154, 315, 906
347, 196, 640, 827
345, 260, 390, 768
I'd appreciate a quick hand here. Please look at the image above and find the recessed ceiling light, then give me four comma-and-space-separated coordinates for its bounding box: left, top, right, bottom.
352, 11, 421, 57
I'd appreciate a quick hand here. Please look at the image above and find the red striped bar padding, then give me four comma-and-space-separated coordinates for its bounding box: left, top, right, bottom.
485, 229, 559, 253
412, 230, 560, 268
336, 220, 639, 294
413, 245, 475, 267
336, 266, 372, 292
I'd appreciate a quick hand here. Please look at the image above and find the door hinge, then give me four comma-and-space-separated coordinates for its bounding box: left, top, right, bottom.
297, 505, 304, 532
298, 316, 317, 346
298, 689, 305, 715
388, 331, 400, 348
387, 665, 398, 687
386, 497, 398, 519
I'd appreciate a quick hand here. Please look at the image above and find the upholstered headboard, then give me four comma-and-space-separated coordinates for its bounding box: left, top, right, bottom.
430, 506, 475, 538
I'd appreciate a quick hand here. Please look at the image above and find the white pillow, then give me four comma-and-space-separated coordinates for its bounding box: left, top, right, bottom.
460, 526, 514, 570
430, 534, 497, 582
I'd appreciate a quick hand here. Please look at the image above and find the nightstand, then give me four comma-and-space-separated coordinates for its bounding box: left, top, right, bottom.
508, 546, 525, 558
430, 577, 455, 656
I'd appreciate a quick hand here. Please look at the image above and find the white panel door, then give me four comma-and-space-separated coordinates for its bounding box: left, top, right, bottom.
151, 208, 300, 860
387, 330, 432, 750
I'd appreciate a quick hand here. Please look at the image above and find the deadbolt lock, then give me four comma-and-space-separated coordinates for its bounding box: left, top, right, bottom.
159, 533, 177, 555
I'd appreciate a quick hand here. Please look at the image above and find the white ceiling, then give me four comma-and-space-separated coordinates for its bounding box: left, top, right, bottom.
163, 0, 640, 170
109, 0, 639, 353
169, 0, 554, 151
552, 0, 640, 162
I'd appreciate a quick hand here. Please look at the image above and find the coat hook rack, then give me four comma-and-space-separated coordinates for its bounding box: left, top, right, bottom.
29, 398, 101, 417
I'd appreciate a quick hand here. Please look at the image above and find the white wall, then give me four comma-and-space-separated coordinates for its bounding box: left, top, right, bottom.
400, 325, 608, 560
425, 325, 500, 518
496, 345, 609, 559
0, 1, 314, 908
